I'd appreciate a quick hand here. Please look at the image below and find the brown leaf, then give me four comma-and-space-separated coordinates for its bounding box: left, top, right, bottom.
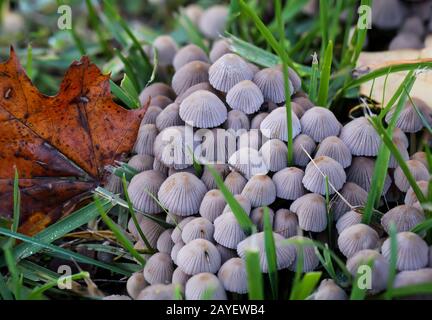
0, 48, 147, 234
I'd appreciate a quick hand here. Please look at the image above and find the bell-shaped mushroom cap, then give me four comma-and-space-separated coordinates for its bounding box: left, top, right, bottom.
316, 136, 352, 168
226, 80, 264, 114
216, 244, 237, 263
157, 229, 174, 254
274, 209, 299, 238
151, 35, 178, 66
251, 112, 269, 130
405, 180, 430, 205
173, 44, 209, 71
336, 210, 363, 234
272, 167, 305, 200
241, 174, 276, 207
346, 157, 392, 193
133, 124, 158, 156
288, 67, 302, 93
209, 39, 231, 63
185, 272, 227, 300
171, 217, 196, 243
172, 267, 191, 288
198, 5, 228, 39
293, 134, 316, 167
228, 148, 269, 179
128, 170, 166, 214
314, 279, 347, 300
158, 172, 207, 216
166, 212, 186, 225
218, 258, 248, 294
300, 107, 342, 142
237, 130, 262, 150
128, 154, 154, 172
302, 156, 346, 195
293, 96, 314, 111
183, 3, 203, 25
143, 252, 174, 285
171, 240, 185, 264
139, 82, 176, 105
382, 232, 429, 271
291, 101, 305, 118
224, 110, 250, 131
372, 0, 405, 29
290, 193, 327, 232
250, 207, 275, 231
224, 171, 248, 194
181, 217, 214, 243
199, 189, 226, 222
201, 164, 230, 190
337, 224, 379, 258
346, 249, 389, 293
214, 212, 247, 249
172, 61, 210, 96
389, 135, 409, 169
174, 82, 217, 105
393, 127, 409, 149
331, 182, 368, 220
155, 103, 183, 131
177, 239, 221, 275
253, 67, 293, 103
340, 116, 381, 157
194, 128, 236, 164
385, 98, 430, 133
411, 151, 428, 168
389, 32, 424, 50
150, 95, 173, 109
130, 216, 165, 247
222, 194, 251, 215
260, 139, 288, 172
287, 236, 319, 272
402, 16, 425, 35
394, 160, 429, 192
105, 174, 123, 194
394, 268, 432, 298
260, 107, 301, 141
381, 205, 425, 234
136, 284, 177, 300
237, 232, 296, 273
141, 106, 162, 125
127, 272, 148, 299
209, 53, 254, 92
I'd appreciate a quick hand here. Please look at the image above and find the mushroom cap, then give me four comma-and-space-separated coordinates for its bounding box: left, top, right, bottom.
171, 218, 196, 243
372, 0, 406, 29
127, 272, 148, 299
302, 156, 346, 195
226, 80, 264, 114
394, 160, 429, 192
156, 229, 174, 255
250, 207, 275, 231
177, 239, 221, 275
136, 284, 177, 300
314, 279, 347, 300
209, 39, 231, 63
293, 134, 316, 167
155, 102, 183, 131
158, 172, 207, 216
153, 158, 169, 176
184, 4, 203, 25
241, 174, 276, 207
253, 67, 293, 103
224, 171, 248, 194
381, 205, 425, 234
382, 232, 429, 271
337, 224, 379, 258
218, 258, 248, 294
128, 154, 154, 172
340, 116, 381, 157
151, 35, 178, 66
289, 67, 302, 93
272, 167, 305, 200
185, 272, 227, 300
274, 209, 299, 238
393, 127, 409, 149
228, 147, 269, 179
198, 5, 228, 40
201, 164, 230, 190
181, 217, 215, 243
133, 124, 158, 156
171, 240, 185, 265
209, 53, 254, 92
293, 96, 314, 111
214, 212, 247, 249
139, 82, 176, 104
172, 61, 210, 96
194, 128, 236, 164
394, 268, 432, 297
290, 193, 327, 232
130, 215, 165, 247
179, 90, 227, 128
331, 182, 368, 220
199, 189, 226, 222
222, 194, 251, 215
237, 130, 262, 150
346, 157, 392, 193
260, 107, 301, 141
287, 236, 319, 272
251, 112, 269, 130
300, 107, 342, 142
389, 32, 424, 51
150, 95, 173, 109
216, 244, 238, 264
128, 170, 166, 214
105, 174, 123, 194
405, 180, 429, 205
389, 135, 410, 169
143, 252, 174, 285
172, 267, 191, 288
175, 82, 217, 104
260, 139, 288, 172
224, 110, 250, 131
141, 106, 162, 125
385, 98, 430, 132
291, 101, 305, 119
411, 151, 428, 168
401, 16, 425, 35
316, 136, 352, 168
336, 210, 363, 234
173, 44, 209, 71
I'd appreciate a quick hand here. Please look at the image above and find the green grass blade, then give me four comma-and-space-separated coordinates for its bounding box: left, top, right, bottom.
411, 218, 432, 234
245, 250, 264, 300
308, 52, 319, 103
0, 272, 13, 300
291, 272, 322, 300
26, 44, 33, 79
350, 259, 374, 300
289, 242, 304, 300
318, 0, 329, 56
263, 207, 278, 299
3, 242, 22, 299
110, 79, 141, 109
381, 283, 432, 299
177, 10, 208, 54
317, 41, 333, 107
85, 0, 110, 55
351, 0, 372, 65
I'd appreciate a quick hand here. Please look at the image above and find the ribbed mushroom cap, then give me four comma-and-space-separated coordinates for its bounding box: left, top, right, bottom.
172, 61, 210, 96
336, 210, 363, 234
393, 127, 409, 149
389, 32, 424, 50
226, 80, 264, 114
157, 229, 174, 254
224, 171, 248, 194
155, 103, 183, 131
331, 182, 368, 221
394, 268, 432, 298
290, 193, 327, 232
339, 116, 380, 157
385, 98, 430, 133
253, 68, 293, 103
177, 239, 221, 275
372, 0, 405, 29
346, 157, 392, 193
172, 267, 191, 288
315, 136, 352, 168
128, 170, 166, 214
209, 53, 254, 92
143, 252, 174, 285
289, 102, 304, 119
241, 174, 276, 207
128, 154, 154, 172
152, 35, 178, 66
228, 148, 269, 179
260, 107, 301, 141
300, 107, 342, 142
198, 5, 228, 39
201, 164, 230, 190
173, 44, 209, 71
337, 224, 379, 258
237, 130, 262, 150
346, 249, 389, 293
185, 272, 227, 300
216, 244, 237, 264
394, 160, 429, 192
130, 215, 165, 247
293, 134, 316, 167
237, 232, 296, 273
405, 180, 429, 205
218, 258, 248, 294
222, 194, 251, 215
250, 207, 274, 231
287, 236, 319, 272
171, 240, 185, 264
224, 110, 250, 131
133, 124, 158, 156
209, 39, 231, 63
260, 139, 288, 172
171, 218, 195, 243
314, 279, 347, 300
251, 112, 269, 130
389, 136, 409, 169
174, 82, 217, 104
199, 189, 226, 222
150, 95, 173, 109
382, 232, 429, 271
293, 96, 314, 111
158, 172, 207, 216
381, 205, 425, 234
141, 106, 162, 125
136, 284, 177, 300
274, 209, 299, 238
214, 212, 247, 249
181, 217, 214, 243
272, 167, 305, 200
302, 156, 346, 195
105, 174, 122, 194
139, 82, 176, 105
127, 272, 148, 299
411, 151, 428, 167
194, 128, 236, 164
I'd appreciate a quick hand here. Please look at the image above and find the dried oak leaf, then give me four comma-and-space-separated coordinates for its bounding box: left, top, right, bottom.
0, 48, 147, 235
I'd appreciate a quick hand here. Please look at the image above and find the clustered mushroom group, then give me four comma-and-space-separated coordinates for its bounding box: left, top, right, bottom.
103, 3, 432, 300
